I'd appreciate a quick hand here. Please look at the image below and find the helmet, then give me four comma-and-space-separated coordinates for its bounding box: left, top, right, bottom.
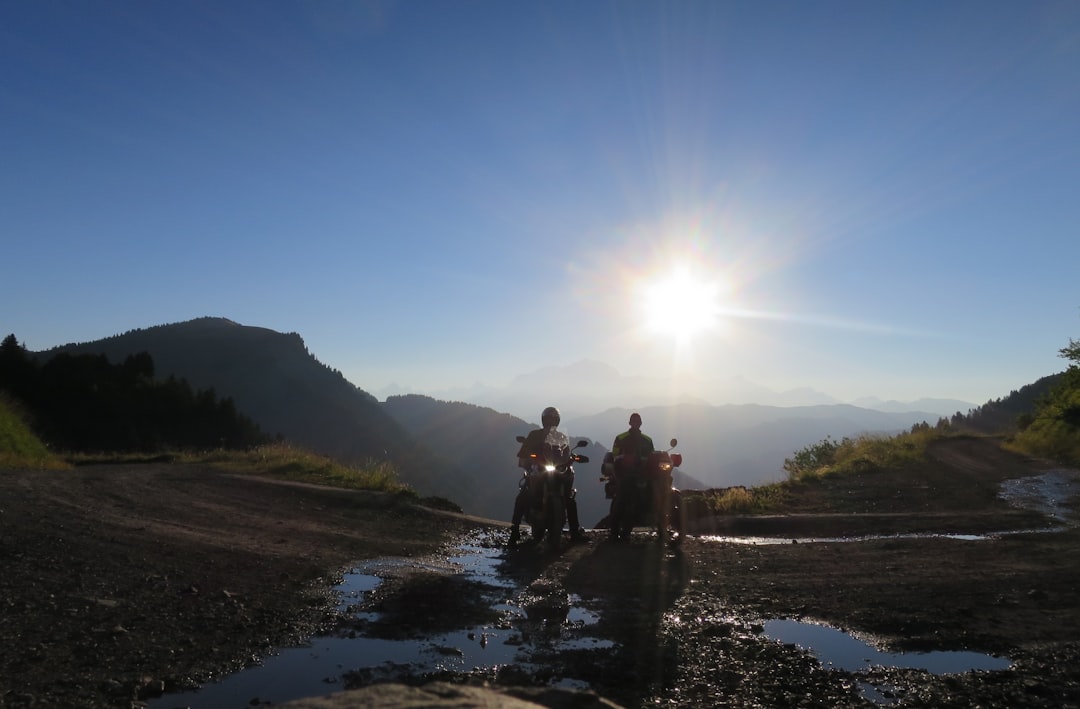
629, 412, 642, 428
541, 406, 561, 428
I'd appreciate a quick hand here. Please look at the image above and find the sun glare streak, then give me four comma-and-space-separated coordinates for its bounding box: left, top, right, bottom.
715, 306, 946, 339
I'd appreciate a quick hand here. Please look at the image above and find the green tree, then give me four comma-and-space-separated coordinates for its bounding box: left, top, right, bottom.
1060, 338, 1080, 367
1010, 335, 1080, 463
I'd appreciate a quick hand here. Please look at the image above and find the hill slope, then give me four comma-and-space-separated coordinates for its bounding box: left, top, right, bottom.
40, 317, 466, 500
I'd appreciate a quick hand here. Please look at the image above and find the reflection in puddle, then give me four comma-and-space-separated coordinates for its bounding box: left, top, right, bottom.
699, 532, 1001, 545
764, 619, 1012, 706
150, 534, 609, 709
763, 619, 1011, 674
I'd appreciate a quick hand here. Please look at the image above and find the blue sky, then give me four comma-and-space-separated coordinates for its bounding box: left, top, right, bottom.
3, 0, 1078, 406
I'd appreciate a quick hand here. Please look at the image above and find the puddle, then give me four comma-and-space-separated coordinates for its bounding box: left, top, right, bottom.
698, 532, 1004, 545
999, 469, 1080, 523
763, 618, 1012, 706
763, 619, 1011, 674
702, 469, 1080, 546
150, 533, 610, 708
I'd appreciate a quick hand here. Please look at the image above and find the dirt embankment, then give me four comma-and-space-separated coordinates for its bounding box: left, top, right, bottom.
1, 436, 1078, 708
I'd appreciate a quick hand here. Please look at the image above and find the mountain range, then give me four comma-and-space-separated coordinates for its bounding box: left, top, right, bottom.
374, 359, 975, 422
37, 317, 980, 525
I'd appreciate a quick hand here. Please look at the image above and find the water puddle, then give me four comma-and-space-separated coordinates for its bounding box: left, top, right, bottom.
763, 619, 1011, 674
699, 531, 1003, 545
150, 533, 609, 708
999, 468, 1080, 522
701, 469, 1080, 546
763, 618, 1012, 705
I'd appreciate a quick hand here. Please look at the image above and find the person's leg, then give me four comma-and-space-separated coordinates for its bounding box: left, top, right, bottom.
509, 488, 527, 545
565, 475, 586, 542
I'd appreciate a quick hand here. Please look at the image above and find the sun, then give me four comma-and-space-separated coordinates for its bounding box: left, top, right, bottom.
639, 265, 725, 342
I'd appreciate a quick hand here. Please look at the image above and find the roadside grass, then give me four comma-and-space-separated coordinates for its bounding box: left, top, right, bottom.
686, 428, 943, 516
684, 482, 788, 516
782, 428, 938, 482
65, 443, 416, 497
0, 394, 69, 470
193, 444, 414, 496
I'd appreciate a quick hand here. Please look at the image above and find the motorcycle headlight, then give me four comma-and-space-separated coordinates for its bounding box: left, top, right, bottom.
544, 464, 557, 472
658, 462, 673, 472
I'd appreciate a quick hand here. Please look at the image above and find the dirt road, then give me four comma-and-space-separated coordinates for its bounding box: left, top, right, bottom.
1, 437, 1078, 707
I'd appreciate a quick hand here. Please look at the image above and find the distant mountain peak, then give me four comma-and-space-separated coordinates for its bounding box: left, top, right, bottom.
509, 359, 623, 388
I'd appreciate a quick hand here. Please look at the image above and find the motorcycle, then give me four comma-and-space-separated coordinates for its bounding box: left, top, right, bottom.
514, 432, 590, 553
600, 438, 685, 545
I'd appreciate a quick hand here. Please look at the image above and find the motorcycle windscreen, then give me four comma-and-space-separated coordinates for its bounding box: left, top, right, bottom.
541, 429, 570, 464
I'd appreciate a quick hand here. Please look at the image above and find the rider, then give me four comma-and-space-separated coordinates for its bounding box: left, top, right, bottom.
612, 412, 655, 464
509, 406, 587, 546
608, 412, 656, 539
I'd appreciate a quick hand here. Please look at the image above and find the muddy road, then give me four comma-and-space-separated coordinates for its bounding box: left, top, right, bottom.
1, 436, 1078, 707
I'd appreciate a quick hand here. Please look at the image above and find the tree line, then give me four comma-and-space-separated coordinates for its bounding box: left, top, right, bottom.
905, 336, 1080, 464
0, 334, 268, 454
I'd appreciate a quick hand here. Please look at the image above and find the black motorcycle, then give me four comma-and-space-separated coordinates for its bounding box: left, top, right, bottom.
600, 438, 685, 545
514, 433, 590, 553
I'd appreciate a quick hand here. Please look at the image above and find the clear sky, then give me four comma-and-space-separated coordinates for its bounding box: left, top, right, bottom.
3, 1, 1079, 406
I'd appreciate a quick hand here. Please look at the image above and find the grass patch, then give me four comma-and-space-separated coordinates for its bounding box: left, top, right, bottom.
783, 428, 938, 482
685, 482, 789, 515
0, 394, 69, 470
64, 443, 415, 497
190, 444, 415, 496
682, 429, 946, 518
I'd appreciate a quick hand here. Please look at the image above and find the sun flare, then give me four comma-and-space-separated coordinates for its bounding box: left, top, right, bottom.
639, 265, 725, 343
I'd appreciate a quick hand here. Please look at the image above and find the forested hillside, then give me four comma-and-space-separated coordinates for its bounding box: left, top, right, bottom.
1007, 338, 1080, 463
0, 333, 265, 452
32, 318, 466, 501
951, 372, 1066, 433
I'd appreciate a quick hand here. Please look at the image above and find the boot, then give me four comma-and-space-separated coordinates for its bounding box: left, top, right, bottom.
567, 502, 588, 544
508, 526, 520, 547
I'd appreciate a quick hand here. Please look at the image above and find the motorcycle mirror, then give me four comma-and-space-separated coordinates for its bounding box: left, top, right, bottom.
575, 439, 589, 448
669, 438, 678, 448
516, 435, 526, 443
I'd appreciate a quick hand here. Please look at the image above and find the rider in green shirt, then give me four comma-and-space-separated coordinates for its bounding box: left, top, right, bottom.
612, 412, 654, 463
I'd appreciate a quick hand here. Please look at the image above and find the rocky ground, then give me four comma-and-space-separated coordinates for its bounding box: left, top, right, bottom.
1, 436, 1078, 708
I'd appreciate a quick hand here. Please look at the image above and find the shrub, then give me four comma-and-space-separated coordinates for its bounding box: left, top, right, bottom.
784, 429, 936, 482
685, 483, 787, 515
783, 436, 842, 480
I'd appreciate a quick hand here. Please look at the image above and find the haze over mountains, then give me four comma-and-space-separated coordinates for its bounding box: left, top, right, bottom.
374, 358, 975, 423
37, 317, 980, 525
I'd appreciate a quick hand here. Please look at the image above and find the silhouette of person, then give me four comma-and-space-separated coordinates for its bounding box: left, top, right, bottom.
612, 412, 655, 463
607, 412, 656, 539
